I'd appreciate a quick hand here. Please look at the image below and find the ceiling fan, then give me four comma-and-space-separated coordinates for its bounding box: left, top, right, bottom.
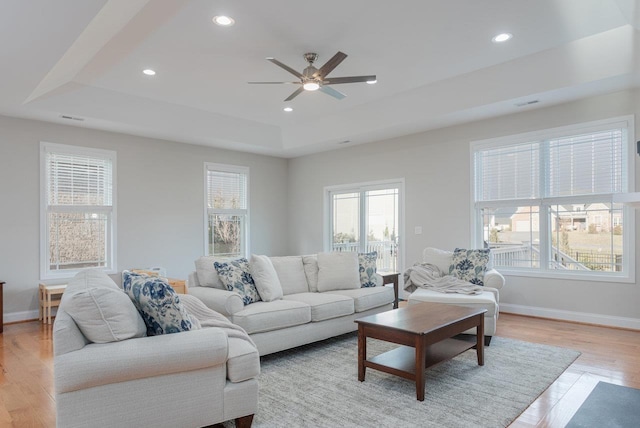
248, 51, 376, 101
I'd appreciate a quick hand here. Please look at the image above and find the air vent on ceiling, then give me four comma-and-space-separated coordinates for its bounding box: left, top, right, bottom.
60, 114, 85, 121
515, 100, 539, 107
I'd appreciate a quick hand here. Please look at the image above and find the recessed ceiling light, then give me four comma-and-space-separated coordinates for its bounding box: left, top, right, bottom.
283, 107, 293, 112
142, 69, 156, 76
212, 15, 235, 26
366, 79, 377, 85
492, 33, 513, 43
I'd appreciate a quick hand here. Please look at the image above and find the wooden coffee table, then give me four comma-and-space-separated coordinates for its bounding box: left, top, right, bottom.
355, 302, 486, 401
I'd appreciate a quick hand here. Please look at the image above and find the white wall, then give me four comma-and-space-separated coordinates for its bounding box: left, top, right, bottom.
0, 115, 289, 322
287, 89, 640, 327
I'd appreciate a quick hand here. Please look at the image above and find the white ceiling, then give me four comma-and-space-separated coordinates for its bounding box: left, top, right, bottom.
1, 0, 639, 157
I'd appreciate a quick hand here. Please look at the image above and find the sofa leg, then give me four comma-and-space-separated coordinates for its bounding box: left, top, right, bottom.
235, 414, 254, 428
484, 336, 492, 347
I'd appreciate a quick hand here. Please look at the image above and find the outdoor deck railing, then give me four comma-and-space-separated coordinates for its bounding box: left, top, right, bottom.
332, 240, 398, 272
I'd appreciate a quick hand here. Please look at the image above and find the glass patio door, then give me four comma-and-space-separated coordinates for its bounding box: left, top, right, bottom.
327, 181, 402, 272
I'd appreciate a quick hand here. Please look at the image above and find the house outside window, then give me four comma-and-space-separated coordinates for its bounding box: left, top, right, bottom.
471, 116, 635, 281
325, 180, 404, 272
40, 142, 116, 279
205, 163, 249, 258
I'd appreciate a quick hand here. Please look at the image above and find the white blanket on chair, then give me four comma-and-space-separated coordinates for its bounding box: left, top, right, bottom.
403, 263, 483, 295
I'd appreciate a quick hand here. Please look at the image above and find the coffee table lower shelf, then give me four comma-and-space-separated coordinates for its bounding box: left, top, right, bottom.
365, 338, 477, 379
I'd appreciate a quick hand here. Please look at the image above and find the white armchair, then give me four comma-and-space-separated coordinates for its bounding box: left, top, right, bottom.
406, 248, 505, 345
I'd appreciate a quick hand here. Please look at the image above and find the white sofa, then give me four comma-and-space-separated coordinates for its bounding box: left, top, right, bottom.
406, 248, 505, 345
188, 254, 395, 356
53, 270, 259, 428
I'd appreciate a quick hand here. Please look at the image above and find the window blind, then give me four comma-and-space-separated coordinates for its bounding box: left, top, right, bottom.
207, 170, 247, 209
475, 127, 625, 202
47, 152, 113, 206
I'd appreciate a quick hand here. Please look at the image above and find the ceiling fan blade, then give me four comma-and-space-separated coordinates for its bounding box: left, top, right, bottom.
324, 75, 377, 85
319, 86, 346, 100
266, 57, 304, 79
248, 81, 300, 84
314, 51, 347, 79
284, 86, 305, 101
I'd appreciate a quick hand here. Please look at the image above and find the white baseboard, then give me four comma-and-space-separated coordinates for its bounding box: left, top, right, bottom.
500, 303, 640, 330
3, 309, 41, 324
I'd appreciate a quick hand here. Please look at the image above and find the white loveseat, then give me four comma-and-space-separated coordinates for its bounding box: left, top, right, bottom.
188, 253, 395, 356
53, 270, 259, 428
406, 247, 505, 345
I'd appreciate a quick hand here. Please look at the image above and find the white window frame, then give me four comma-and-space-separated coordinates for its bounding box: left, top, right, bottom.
470, 116, 635, 283
324, 178, 405, 273
40, 142, 117, 280
204, 162, 250, 258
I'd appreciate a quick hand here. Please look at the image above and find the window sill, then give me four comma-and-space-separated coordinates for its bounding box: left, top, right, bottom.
499, 268, 635, 284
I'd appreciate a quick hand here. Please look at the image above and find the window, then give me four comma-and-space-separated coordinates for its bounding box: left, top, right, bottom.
472, 116, 635, 280
40, 143, 116, 279
325, 180, 404, 272
205, 163, 249, 258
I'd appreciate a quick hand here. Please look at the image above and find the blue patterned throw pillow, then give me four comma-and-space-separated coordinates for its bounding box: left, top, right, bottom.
449, 248, 490, 286
358, 251, 378, 287
214, 258, 261, 305
122, 271, 199, 336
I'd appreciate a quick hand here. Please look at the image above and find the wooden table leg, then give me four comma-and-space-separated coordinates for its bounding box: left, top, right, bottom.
477, 315, 484, 366
358, 325, 366, 381
415, 336, 426, 401
46, 291, 52, 324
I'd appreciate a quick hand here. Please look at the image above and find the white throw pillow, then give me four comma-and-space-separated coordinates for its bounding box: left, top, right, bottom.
250, 254, 284, 302
63, 286, 147, 343
269, 256, 309, 295
194, 256, 228, 289
316, 252, 360, 292
422, 247, 454, 274
62, 269, 146, 343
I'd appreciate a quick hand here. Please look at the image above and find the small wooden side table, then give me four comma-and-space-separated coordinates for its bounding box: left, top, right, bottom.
379, 272, 400, 309
1, 281, 5, 333
39, 283, 67, 325
167, 278, 187, 294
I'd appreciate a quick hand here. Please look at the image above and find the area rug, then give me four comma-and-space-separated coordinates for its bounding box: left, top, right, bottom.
246, 333, 580, 428
565, 381, 640, 428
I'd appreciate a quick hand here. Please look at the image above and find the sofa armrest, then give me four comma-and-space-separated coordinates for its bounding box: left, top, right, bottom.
484, 269, 505, 290
55, 328, 229, 394
188, 286, 244, 317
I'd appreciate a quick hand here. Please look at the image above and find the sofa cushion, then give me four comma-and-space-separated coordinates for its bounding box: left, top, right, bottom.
215, 258, 261, 305
250, 254, 283, 302
269, 256, 309, 295
194, 256, 231, 289
226, 337, 261, 383
62, 270, 146, 343
449, 248, 491, 286
302, 255, 319, 292
231, 300, 311, 334
122, 271, 200, 336
329, 287, 394, 312
284, 292, 354, 321
316, 252, 360, 292
408, 288, 498, 316
358, 251, 378, 287
422, 247, 454, 273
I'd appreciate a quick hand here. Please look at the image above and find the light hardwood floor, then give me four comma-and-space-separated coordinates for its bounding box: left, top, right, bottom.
0, 313, 638, 427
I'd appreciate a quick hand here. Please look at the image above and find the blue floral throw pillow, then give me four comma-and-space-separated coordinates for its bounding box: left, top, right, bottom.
214, 258, 261, 305
358, 252, 378, 287
122, 271, 199, 336
449, 248, 490, 286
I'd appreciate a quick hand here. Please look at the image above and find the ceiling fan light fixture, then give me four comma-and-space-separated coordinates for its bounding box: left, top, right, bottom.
283, 107, 293, 112
492, 33, 513, 43
303, 81, 320, 91
142, 69, 156, 76
366, 79, 377, 84
212, 15, 235, 26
